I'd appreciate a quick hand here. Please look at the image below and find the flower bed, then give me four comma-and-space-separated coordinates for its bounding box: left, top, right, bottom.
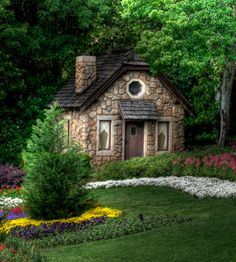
172, 153, 236, 175
0, 207, 121, 234
85, 176, 236, 198
0, 207, 28, 220
95, 147, 236, 182
0, 186, 22, 198
10, 216, 107, 239
0, 197, 23, 208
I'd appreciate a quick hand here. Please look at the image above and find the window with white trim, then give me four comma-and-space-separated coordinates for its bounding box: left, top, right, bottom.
127, 79, 145, 98
157, 122, 169, 151
129, 81, 141, 96
99, 120, 111, 150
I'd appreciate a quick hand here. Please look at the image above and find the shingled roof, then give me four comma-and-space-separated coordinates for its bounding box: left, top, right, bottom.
119, 100, 159, 120
55, 48, 192, 113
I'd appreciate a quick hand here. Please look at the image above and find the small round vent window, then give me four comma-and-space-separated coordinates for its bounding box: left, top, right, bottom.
128, 81, 141, 96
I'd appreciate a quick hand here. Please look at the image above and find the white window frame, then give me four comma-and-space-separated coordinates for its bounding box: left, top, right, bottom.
156, 117, 173, 153
96, 115, 115, 156
127, 79, 145, 99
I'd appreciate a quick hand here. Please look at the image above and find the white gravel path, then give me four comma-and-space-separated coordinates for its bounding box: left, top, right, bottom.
85, 176, 236, 198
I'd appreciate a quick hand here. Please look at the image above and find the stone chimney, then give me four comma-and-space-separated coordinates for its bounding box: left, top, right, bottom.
75, 56, 96, 94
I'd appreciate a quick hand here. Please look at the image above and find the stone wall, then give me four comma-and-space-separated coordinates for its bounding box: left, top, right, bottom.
75, 56, 96, 94
64, 71, 185, 167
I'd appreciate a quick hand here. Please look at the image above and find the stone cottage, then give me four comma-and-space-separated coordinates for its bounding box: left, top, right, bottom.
55, 48, 192, 166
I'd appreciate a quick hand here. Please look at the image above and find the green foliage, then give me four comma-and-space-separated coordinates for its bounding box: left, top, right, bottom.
0, 236, 47, 261
172, 149, 236, 181
95, 146, 235, 181
30, 216, 191, 248
22, 104, 92, 220
0, 0, 117, 165
83, 0, 141, 55
122, 0, 236, 145
95, 153, 176, 180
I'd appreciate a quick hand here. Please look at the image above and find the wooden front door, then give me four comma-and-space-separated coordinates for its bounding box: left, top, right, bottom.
125, 121, 144, 160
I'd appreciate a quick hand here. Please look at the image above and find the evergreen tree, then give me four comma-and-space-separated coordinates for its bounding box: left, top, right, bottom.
22, 103, 92, 220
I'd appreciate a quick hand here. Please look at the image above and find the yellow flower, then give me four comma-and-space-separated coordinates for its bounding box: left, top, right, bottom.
0, 207, 122, 234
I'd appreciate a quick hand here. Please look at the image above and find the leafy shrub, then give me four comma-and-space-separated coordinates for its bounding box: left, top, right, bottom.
22, 103, 93, 220
95, 146, 235, 181
95, 153, 175, 181
0, 164, 25, 189
30, 216, 191, 248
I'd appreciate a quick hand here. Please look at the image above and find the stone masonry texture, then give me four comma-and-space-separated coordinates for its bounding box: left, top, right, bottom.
63, 71, 185, 167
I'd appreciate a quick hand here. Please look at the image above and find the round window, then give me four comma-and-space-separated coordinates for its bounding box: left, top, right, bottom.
128, 81, 141, 96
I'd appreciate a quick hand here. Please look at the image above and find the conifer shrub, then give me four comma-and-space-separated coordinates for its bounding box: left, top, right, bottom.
22, 103, 92, 220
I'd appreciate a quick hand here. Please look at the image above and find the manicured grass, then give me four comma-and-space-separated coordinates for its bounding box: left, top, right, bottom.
45, 187, 236, 261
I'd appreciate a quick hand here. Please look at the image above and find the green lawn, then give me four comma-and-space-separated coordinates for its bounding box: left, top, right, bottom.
45, 187, 236, 262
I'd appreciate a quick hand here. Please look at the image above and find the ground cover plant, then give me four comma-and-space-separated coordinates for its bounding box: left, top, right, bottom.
95, 145, 236, 181
28, 215, 191, 248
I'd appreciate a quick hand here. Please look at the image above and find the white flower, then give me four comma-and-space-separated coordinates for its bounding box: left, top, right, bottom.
85, 176, 236, 199
0, 197, 23, 208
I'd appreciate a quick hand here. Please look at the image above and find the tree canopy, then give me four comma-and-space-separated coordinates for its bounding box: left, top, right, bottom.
122, 0, 236, 145
0, 0, 138, 165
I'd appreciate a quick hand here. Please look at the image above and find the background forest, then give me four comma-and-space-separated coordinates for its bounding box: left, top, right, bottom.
0, 0, 235, 166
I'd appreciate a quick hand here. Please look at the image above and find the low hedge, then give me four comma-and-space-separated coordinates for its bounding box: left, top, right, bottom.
94, 146, 236, 181
94, 153, 175, 181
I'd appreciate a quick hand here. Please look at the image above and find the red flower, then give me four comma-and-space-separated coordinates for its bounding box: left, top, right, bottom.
0, 244, 5, 251
11, 207, 23, 214
14, 186, 21, 191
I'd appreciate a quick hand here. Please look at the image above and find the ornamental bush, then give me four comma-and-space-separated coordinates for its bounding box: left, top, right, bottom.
95, 153, 175, 181
22, 103, 92, 220
95, 146, 235, 181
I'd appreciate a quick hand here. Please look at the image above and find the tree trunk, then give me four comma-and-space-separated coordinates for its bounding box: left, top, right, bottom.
218, 62, 235, 147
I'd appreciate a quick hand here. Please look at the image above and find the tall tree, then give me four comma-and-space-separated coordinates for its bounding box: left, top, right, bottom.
122, 0, 236, 146
0, 0, 111, 164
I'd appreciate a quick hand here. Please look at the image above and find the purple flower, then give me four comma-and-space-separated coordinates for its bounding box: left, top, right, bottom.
10, 216, 107, 239
6, 212, 28, 220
